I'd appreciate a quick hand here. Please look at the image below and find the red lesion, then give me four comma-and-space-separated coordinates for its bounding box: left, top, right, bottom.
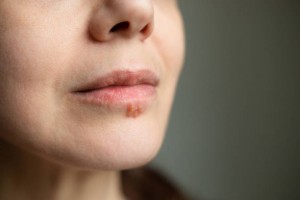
126, 103, 144, 118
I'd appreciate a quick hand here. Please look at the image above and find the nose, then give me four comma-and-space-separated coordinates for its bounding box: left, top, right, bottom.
89, 0, 154, 42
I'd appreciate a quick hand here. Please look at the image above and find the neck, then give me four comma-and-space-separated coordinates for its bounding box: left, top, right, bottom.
0, 140, 125, 200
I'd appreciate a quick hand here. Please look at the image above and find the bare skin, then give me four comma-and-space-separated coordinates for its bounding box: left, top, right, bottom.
0, 0, 185, 199
0, 140, 123, 200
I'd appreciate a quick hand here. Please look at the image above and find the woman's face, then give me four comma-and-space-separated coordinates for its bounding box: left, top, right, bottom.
0, 0, 184, 170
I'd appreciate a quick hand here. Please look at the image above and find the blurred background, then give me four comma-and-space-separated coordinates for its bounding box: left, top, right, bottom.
151, 1, 300, 200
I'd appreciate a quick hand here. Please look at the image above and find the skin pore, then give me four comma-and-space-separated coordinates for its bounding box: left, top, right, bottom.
0, 0, 185, 200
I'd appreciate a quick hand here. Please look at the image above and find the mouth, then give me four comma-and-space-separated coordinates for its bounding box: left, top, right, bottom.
71, 70, 159, 116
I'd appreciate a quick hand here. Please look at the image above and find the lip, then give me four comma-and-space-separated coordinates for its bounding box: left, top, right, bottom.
71, 70, 159, 113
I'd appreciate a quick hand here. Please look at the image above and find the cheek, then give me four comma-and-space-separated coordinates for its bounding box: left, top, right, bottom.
0, 24, 64, 141
152, 9, 185, 81
150, 10, 185, 118
0, 8, 81, 111
0, 32, 70, 164
147, 9, 185, 136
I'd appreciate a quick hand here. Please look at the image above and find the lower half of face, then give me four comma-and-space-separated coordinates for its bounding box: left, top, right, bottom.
0, 1, 185, 170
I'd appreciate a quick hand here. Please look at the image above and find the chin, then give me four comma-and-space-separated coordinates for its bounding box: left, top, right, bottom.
11, 113, 167, 171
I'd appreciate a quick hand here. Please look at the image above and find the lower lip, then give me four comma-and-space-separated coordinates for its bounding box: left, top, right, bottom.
73, 84, 156, 107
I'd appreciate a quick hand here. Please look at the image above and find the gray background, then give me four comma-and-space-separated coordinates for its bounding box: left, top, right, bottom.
151, 1, 300, 200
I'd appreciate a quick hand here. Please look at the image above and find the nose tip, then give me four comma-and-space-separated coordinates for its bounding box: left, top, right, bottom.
89, 0, 154, 42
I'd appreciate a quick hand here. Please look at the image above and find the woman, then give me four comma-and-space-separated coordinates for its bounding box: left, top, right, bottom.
0, 0, 186, 199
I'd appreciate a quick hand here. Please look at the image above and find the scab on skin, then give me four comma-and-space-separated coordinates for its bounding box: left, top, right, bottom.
126, 103, 145, 118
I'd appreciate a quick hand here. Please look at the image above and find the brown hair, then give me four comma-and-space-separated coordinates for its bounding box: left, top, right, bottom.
122, 166, 191, 200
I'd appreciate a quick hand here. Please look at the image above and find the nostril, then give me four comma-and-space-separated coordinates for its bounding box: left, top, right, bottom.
110, 21, 130, 32
141, 24, 151, 35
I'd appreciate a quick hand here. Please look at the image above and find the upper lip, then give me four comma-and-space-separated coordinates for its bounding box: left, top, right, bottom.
73, 70, 159, 93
